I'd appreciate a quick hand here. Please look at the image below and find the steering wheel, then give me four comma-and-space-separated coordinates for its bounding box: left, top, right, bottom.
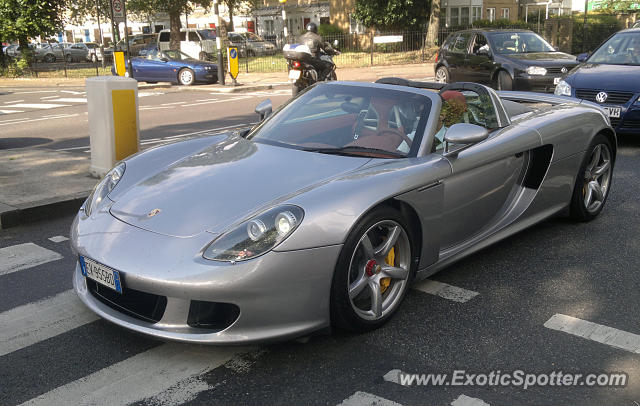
377, 129, 413, 149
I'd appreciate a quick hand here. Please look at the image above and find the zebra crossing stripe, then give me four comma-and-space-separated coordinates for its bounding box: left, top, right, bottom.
0, 289, 98, 357
412, 279, 479, 303
451, 394, 490, 406
0, 243, 62, 276
21, 343, 248, 406
338, 391, 402, 406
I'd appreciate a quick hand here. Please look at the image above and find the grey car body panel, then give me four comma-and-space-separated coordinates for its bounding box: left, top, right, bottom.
72, 80, 615, 344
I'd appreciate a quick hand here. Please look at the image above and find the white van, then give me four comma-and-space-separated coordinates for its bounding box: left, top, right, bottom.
157, 28, 217, 60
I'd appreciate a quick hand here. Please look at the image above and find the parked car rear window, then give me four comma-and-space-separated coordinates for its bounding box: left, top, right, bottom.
451, 33, 471, 54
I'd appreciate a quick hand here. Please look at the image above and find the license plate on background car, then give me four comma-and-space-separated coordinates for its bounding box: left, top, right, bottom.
79, 256, 123, 293
603, 107, 621, 118
288, 70, 301, 80
553, 77, 561, 85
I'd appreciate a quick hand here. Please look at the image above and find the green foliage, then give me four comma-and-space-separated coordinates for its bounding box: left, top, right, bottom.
469, 19, 531, 29
318, 24, 344, 36
0, 0, 65, 42
593, 0, 638, 12
353, 0, 430, 31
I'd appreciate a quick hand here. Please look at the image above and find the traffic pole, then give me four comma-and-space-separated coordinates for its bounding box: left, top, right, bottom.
122, 0, 133, 78
214, 0, 225, 85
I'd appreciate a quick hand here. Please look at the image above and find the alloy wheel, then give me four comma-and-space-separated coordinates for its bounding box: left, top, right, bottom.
582, 144, 612, 214
347, 220, 411, 321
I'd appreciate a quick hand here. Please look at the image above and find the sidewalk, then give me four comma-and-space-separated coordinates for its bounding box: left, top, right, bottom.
0, 62, 435, 229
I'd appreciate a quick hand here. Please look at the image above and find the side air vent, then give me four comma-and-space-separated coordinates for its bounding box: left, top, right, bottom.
522, 145, 553, 189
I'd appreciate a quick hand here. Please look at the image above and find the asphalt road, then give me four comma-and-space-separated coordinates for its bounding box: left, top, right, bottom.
0, 86, 291, 151
1, 136, 640, 405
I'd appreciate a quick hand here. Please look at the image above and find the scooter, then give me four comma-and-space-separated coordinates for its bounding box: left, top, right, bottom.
283, 40, 339, 96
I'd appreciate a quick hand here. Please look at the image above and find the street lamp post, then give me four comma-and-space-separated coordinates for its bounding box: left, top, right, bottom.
214, 0, 225, 85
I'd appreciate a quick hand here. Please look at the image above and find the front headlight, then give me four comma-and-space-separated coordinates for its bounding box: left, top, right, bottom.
83, 162, 125, 216
554, 80, 572, 96
203, 205, 304, 262
526, 66, 547, 76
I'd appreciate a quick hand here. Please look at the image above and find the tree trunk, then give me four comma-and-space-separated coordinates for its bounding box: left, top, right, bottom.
425, 0, 441, 47
228, 5, 234, 32
169, 9, 182, 51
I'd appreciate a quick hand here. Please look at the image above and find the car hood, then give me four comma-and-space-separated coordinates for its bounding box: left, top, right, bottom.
110, 136, 371, 238
504, 52, 577, 65
565, 63, 640, 92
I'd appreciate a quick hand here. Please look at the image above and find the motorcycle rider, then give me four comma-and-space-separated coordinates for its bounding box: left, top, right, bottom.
298, 22, 339, 81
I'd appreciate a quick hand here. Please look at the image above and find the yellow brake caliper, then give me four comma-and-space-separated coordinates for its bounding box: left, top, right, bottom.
381, 247, 394, 294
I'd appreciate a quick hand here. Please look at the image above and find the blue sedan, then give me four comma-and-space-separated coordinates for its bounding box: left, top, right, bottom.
555, 28, 640, 135
113, 49, 218, 86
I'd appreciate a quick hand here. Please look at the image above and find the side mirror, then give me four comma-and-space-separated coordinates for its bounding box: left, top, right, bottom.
576, 52, 589, 63
443, 123, 489, 157
255, 99, 272, 121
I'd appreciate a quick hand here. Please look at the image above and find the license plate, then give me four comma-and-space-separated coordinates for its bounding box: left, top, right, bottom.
604, 107, 621, 118
288, 69, 301, 80
553, 77, 561, 85
79, 256, 123, 293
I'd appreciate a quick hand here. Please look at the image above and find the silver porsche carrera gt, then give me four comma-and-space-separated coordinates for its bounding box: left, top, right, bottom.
72, 78, 616, 344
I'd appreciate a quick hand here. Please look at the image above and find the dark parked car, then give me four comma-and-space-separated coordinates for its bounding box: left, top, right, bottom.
435, 29, 578, 92
112, 49, 218, 86
555, 28, 640, 135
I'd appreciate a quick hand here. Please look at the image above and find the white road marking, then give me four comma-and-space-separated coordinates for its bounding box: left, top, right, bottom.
140, 106, 172, 111
0, 242, 62, 276
0, 290, 98, 357
451, 395, 490, 406
181, 96, 248, 107
544, 314, 640, 354
48, 97, 87, 103
40, 95, 60, 100
338, 391, 402, 406
196, 98, 218, 102
0, 116, 32, 124
0, 113, 78, 127
48, 236, 69, 243
15, 90, 58, 94
160, 101, 186, 106
59, 90, 85, 95
413, 280, 479, 303
4, 99, 25, 104
0, 109, 24, 114
6, 103, 68, 109
21, 343, 246, 406
139, 91, 164, 97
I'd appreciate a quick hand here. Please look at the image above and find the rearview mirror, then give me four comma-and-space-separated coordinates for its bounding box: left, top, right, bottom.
255, 99, 272, 121
443, 123, 489, 157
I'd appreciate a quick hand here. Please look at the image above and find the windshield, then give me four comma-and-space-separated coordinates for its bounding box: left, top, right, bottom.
198, 29, 216, 40
162, 50, 194, 60
244, 32, 266, 42
86, 43, 98, 49
588, 32, 640, 66
488, 32, 555, 54
248, 84, 432, 158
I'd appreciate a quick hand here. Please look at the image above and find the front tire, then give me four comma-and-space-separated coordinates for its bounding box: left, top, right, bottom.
330, 206, 416, 332
44, 54, 55, 63
65, 54, 73, 63
178, 68, 195, 86
435, 66, 449, 83
497, 70, 513, 91
570, 134, 614, 222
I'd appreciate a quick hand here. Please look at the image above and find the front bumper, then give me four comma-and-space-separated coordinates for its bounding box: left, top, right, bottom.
514, 74, 561, 93
71, 210, 342, 344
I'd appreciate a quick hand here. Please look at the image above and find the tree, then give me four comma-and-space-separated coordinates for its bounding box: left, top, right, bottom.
425, 0, 440, 47
0, 0, 65, 52
221, 0, 259, 32
352, 0, 430, 31
595, 0, 638, 12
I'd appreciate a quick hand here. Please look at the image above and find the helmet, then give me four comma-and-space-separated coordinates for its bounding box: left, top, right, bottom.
306, 22, 318, 34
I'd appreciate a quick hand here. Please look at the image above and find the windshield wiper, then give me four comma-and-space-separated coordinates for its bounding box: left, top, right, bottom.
302, 145, 404, 158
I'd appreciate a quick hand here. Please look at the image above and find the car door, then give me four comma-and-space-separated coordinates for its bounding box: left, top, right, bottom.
180, 31, 200, 59
435, 83, 540, 250
447, 32, 472, 82
467, 33, 494, 85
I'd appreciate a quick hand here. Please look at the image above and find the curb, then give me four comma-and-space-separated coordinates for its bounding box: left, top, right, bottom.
177, 83, 274, 93
0, 193, 90, 230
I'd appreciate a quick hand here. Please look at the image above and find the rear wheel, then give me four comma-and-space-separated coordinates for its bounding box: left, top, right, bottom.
330, 206, 416, 332
44, 54, 55, 63
497, 70, 513, 91
292, 82, 303, 97
327, 70, 337, 81
178, 68, 195, 86
570, 134, 614, 222
435, 66, 449, 83
65, 54, 73, 63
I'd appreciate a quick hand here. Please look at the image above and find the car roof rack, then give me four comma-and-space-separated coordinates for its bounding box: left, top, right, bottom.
375, 77, 446, 90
